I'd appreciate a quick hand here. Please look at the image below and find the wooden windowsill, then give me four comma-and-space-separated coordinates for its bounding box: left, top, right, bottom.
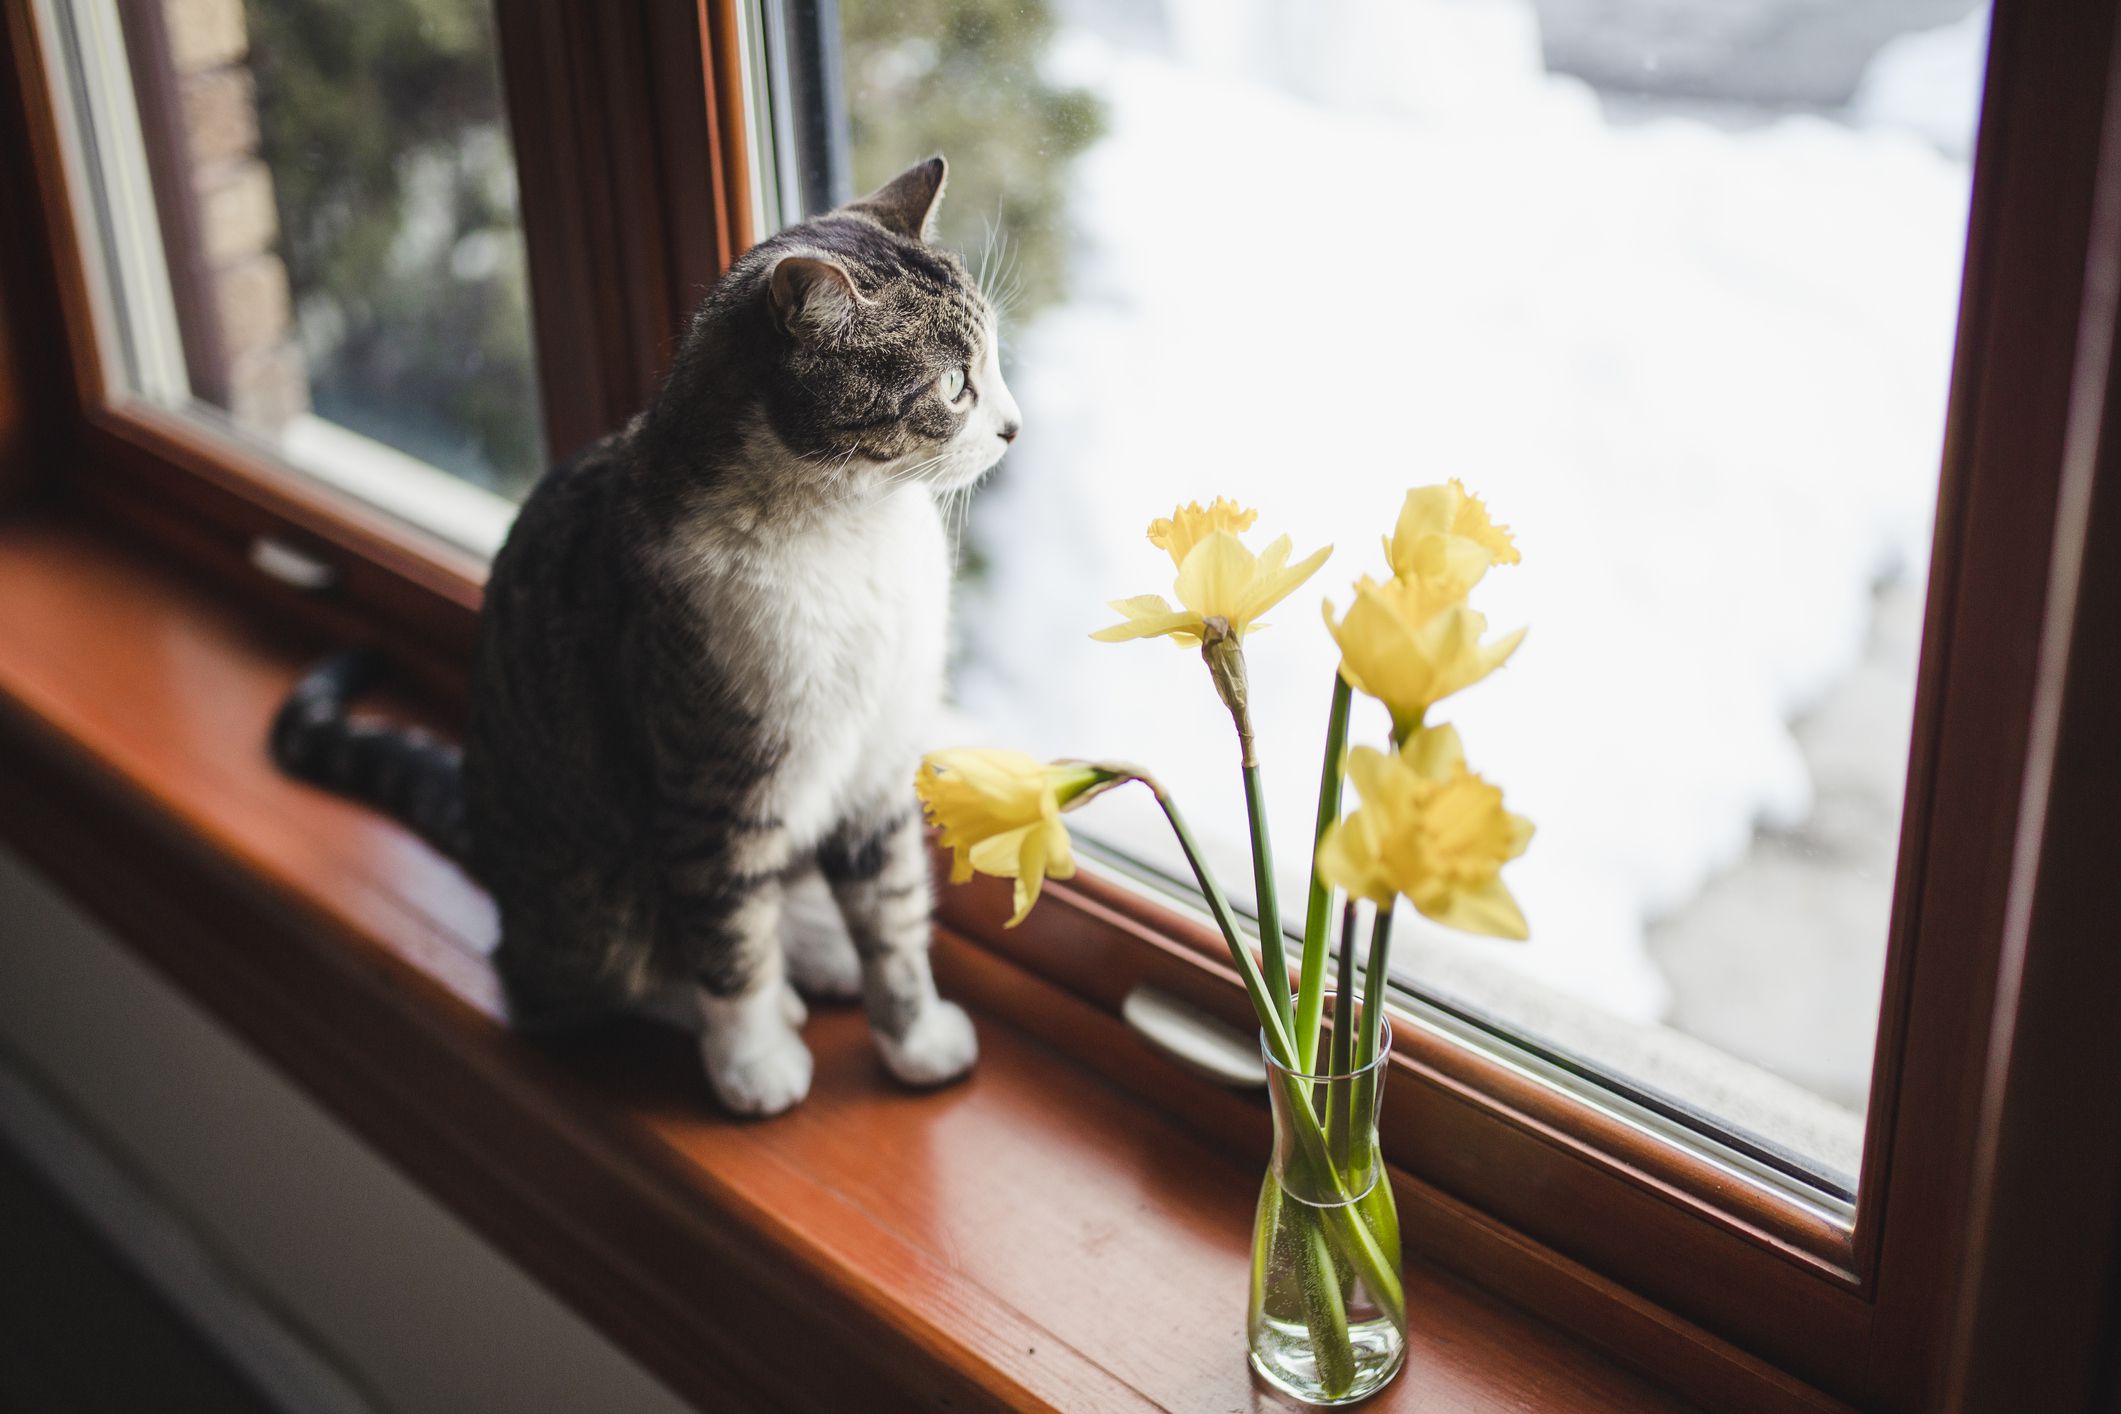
0, 510, 1704, 1411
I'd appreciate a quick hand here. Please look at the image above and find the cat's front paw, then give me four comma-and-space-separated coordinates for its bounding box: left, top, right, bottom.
874, 1000, 978, 1089
703, 1025, 814, 1117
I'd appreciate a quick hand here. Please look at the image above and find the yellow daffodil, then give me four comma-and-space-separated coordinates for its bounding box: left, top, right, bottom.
1382, 480, 1520, 603
1322, 576, 1524, 735
1315, 725, 1533, 939
915, 749, 1117, 926
1093, 522, 1333, 649
1147, 497, 1259, 567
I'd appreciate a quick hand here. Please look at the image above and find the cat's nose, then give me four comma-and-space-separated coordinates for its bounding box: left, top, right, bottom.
998, 421, 1020, 443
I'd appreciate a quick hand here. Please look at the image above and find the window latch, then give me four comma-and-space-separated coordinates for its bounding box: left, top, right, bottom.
248, 535, 338, 592
1121, 983, 1266, 1089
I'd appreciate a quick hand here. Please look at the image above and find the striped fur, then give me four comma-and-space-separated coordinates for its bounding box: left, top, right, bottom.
270, 158, 1011, 1115
270, 651, 471, 861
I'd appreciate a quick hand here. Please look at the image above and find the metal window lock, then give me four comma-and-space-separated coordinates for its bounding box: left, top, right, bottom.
249, 535, 339, 592
1121, 983, 1267, 1089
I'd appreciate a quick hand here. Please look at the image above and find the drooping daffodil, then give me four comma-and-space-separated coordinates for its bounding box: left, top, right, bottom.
1322, 575, 1525, 738
1315, 724, 1533, 940
1092, 501, 1332, 649
1383, 480, 1520, 605
914, 749, 1123, 926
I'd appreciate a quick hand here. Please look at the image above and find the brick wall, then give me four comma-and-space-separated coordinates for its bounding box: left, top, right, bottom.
159, 0, 307, 434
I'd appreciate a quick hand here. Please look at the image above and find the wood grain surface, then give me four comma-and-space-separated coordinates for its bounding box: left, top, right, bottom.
0, 513, 1697, 1411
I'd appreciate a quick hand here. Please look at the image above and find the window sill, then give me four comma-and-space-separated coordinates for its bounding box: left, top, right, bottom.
0, 509, 1770, 1412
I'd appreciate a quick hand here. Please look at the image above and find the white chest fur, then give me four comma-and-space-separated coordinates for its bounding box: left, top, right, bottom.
682, 487, 950, 848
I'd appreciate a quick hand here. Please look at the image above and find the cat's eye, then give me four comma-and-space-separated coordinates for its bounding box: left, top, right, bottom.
937, 366, 968, 404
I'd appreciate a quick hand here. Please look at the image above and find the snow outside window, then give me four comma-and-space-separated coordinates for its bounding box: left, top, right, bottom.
805, 0, 1991, 1198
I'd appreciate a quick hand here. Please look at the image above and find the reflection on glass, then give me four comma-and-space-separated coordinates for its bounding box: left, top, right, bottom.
831, 0, 1990, 1187
44, 0, 542, 549
242, 0, 543, 500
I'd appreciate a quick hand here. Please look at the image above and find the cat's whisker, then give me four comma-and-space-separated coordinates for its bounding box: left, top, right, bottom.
943, 481, 979, 569
988, 235, 1023, 309
811, 449, 956, 517
976, 208, 1001, 299
977, 197, 1010, 303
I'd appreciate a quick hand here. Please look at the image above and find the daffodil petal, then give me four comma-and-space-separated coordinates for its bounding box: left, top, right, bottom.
1090, 610, 1207, 643
1422, 878, 1530, 940
1091, 594, 1206, 643
1413, 533, 1495, 597
1239, 540, 1333, 626
1327, 579, 1428, 709
1315, 814, 1394, 904
928, 746, 1047, 797
1393, 484, 1460, 547
1504, 810, 1536, 859
1008, 824, 1054, 926
1483, 624, 1528, 675
1042, 818, 1077, 881
1402, 723, 1465, 781
969, 823, 1038, 877
1172, 530, 1258, 622
1341, 745, 1397, 808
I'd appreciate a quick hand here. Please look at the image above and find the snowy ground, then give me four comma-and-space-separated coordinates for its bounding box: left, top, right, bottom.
944, 0, 1986, 1155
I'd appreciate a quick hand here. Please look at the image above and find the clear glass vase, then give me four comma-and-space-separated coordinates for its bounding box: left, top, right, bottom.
1247, 1006, 1405, 1405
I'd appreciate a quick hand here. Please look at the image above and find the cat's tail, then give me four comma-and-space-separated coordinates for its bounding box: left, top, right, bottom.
269, 650, 473, 864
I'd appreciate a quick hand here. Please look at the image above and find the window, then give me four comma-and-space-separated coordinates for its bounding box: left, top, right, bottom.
756, 0, 1989, 1200
9, 0, 2112, 1405
37, 0, 539, 556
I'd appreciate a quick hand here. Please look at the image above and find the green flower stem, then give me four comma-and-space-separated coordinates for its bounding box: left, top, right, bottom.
1295, 672, 1355, 1071
1297, 1207, 1357, 1398
1243, 761, 1294, 1034
1252, 1179, 1281, 1308
1148, 783, 1297, 1065
1145, 780, 1404, 1329
1359, 906, 1396, 1069
1272, 1068, 1408, 1329
1326, 900, 1359, 1172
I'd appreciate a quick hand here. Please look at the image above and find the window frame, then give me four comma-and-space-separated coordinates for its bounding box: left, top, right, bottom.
2, 1, 2114, 1408
2, 0, 748, 698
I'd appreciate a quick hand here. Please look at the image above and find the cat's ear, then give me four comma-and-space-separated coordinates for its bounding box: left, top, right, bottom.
848, 155, 947, 243
769, 255, 862, 343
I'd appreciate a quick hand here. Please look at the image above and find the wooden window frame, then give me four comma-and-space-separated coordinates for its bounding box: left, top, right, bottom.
1, 0, 751, 702
2, 1, 2116, 1409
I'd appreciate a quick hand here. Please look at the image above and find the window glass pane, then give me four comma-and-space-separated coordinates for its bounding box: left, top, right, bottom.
39, 0, 540, 553
801, 0, 1989, 1190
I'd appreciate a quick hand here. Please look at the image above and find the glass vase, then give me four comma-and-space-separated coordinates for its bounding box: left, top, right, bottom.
1247, 1005, 1405, 1405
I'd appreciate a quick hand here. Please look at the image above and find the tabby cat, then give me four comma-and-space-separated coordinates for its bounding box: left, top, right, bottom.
272, 157, 1016, 1115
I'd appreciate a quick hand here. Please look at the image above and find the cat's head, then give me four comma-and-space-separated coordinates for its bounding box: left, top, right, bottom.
748, 157, 1021, 493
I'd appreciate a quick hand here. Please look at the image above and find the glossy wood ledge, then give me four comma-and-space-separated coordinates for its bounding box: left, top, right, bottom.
0, 513, 1720, 1412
